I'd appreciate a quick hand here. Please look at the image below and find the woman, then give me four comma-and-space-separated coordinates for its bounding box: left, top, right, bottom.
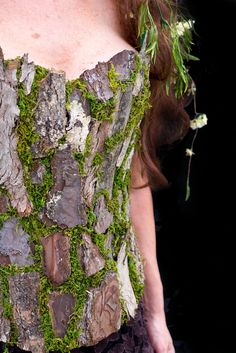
0, 1, 191, 353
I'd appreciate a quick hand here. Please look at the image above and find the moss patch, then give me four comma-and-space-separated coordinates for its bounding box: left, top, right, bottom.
0, 266, 19, 345
104, 60, 151, 153
127, 251, 144, 302
16, 63, 53, 211
92, 152, 104, 166
65, 79, 115, 122
107, 54, 142, 94
16, 64, 49, 169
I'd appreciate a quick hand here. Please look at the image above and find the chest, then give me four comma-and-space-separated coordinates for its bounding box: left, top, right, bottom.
0, 6, 132, 80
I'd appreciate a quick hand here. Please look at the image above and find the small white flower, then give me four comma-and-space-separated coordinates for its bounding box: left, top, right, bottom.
175, 20, 195, 36
190, 114, 208, 130
186, 148, 195, 157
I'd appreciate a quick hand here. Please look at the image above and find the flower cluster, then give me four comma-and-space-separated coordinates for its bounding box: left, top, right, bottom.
190, 114, 208, 130
185, 113, 208, 201
175, 20, 195, 37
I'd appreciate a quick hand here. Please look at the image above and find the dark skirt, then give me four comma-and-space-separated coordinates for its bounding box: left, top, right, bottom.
1, 300, 154, 353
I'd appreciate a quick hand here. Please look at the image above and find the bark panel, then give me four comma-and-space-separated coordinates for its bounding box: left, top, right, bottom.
0, 53, 32, 216
41, 232, 71, 285
8, 272, 45, 353
78, 272, 121, 346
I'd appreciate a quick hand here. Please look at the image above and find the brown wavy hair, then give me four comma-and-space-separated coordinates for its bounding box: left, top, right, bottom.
116, 0, 191, 190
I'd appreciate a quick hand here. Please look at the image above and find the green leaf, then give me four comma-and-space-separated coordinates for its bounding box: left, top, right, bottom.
185, 54, 200, 61
185, 183, 191, 201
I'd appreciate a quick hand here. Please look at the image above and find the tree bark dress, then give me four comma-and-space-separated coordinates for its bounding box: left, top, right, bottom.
0, 40, 154, 353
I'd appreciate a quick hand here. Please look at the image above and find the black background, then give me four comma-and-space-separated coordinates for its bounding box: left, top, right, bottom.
153, 1, 236, 352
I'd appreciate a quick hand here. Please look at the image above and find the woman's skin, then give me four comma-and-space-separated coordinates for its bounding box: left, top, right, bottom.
0, 1, 175, 352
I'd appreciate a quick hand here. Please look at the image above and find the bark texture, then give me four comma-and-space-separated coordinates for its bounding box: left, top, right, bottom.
0, 49, 32, 216
0, 42, 150, 352
8, 272, 45, 353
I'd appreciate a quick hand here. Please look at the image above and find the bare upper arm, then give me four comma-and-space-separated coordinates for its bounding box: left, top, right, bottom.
130, 150, 149, 189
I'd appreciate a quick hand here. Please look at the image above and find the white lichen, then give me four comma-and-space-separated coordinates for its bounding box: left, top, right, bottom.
117, 242, 137, 319
66, 100, 91, 151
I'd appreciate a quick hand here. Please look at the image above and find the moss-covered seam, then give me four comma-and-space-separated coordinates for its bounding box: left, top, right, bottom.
126, 250, 145, 302
65, 78, 115, 122
73, 132, 92, 176
0, 266, 19, 345
15, 62, 54, 211
107, 53, 142, 94
104, 61, 151, 153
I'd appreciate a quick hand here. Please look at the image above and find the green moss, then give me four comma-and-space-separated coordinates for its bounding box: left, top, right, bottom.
107, 53, 142, 94
104, 131, 125, 153
125, 63, 151, 135
73, 152, 86, 176
73, 133, 92, 176
92, 152, 104, 166
91, 97, 115, 122
0, 266, 19, 345
2, 344, 9, 353
29, 153, 54, 211
0, 187, 8, 196
107, 63, 121, 93
65, 78, 115, 122
84, 133, 92, 157
85, 208, 97, 227
120, 297, 129, 325
58, 135, 67, 145
0, 268, 12, 319
19, 213, 59, 243
0, 208, 17, 229
16, 64, 49, 169
0, 213, 11, 229
127, 251, 144, 302
16, 64, 54, 211
104, 61, 151, 154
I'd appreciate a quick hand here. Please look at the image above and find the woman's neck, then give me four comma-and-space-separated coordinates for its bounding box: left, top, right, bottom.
0, 0, 134, 80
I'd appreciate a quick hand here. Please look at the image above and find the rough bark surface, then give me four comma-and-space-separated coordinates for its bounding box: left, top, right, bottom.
77, 233, 105, 276
66, 90, 92, 152
0, 290, 10, 343
0, 51, 32, 216
93, 195, 113, 234
41, 232, 71, 285
117, 242, 137, 319
31, 71, 66, 157
45, 147, 87, 227
0, 43, 150, 351
0, 217, 34, 267
95, 86, 134, 197
0, 194, 9, 213
8, 272, 45, 353
78, 272, 121, 346
48, 292, 76, 338
19, 53, 35, 96
30, 160, 46, 185
127, 225, 145, 284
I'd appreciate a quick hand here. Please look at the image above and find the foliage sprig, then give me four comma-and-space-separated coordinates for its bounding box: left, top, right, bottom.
138, 0, 198, 97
